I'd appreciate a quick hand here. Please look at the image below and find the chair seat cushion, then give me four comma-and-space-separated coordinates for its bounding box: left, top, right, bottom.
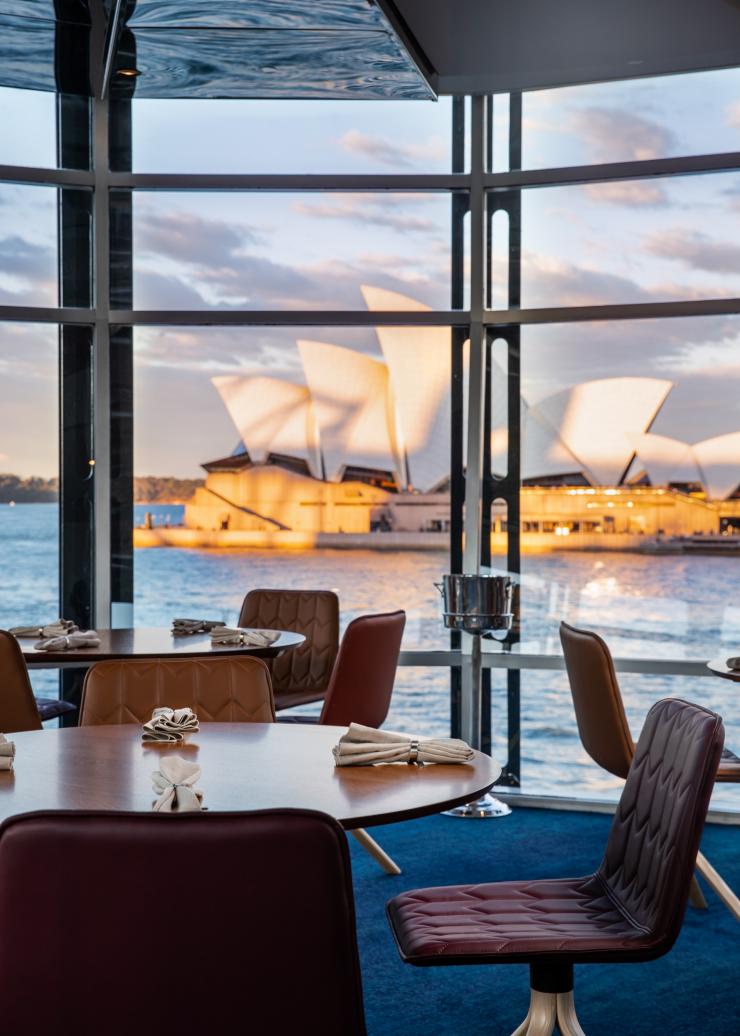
35, 698, 77, 722
387, 874, 659, 966
274, 690, 327, 711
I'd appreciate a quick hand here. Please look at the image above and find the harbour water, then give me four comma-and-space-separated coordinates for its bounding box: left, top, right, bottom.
2, 503, 738, 809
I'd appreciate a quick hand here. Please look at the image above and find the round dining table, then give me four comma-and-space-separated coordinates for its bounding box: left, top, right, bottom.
706, 656, 740, 682
0, 723, 500, 830
21, 627, 305, 669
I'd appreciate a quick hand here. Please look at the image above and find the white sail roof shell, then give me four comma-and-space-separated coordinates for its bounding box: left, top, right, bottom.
297, 339, 401, 483
693, 432, 740, 499
531, 377, 672, 486
212, 375, 321, 477
361, 284, 451, 492
630, 433, 701, 486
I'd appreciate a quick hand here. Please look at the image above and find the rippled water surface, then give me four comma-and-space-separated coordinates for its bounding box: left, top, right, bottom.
2, 504, 738, 809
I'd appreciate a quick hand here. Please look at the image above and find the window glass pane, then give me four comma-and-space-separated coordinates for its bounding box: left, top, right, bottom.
0, 85, 56, 167
0, 322, 59, 705
128, 191, 453, 309
0, 183, 57, 306
131, 97, 455, 173
517, 316, 740, 665
523, 66, 740, 169
131, 325, 454, 668
510, 670, 736, 809
518, 171, 740, 307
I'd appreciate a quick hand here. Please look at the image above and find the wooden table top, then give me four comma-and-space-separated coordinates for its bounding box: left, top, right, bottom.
706, 657, 740, 682
0, 724, 500, 830
21, 627, 304, 667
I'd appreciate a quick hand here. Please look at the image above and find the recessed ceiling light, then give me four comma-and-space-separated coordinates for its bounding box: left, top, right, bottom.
117, 67, 141, 78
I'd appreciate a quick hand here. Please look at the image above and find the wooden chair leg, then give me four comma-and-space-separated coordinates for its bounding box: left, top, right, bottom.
689, 873, 708, 910
556, 990, 587, 1036
510, 989, 557, 1036
350, 828, 401, 875
695, 850, 740, 922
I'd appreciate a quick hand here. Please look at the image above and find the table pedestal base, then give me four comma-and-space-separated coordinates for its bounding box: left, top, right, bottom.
444, 792, 512, 818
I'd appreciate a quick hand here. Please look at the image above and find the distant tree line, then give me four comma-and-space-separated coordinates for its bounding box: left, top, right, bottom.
0, 474, 203, 503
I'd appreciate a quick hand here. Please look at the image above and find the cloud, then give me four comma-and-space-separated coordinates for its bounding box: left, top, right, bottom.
584, 180, 668, 207
133, 203, 449, 310
292, 197, 438, 234
570, 107, 676, 163
726, 101, 740, 129
0, 235, 56, 304
136, 211, 262, 267
521, 253, 655, 308
645, 229, 740, 274
339, 130, 446, 168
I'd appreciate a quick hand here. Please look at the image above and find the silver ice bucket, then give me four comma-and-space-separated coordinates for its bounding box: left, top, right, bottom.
435, 573, 513, 634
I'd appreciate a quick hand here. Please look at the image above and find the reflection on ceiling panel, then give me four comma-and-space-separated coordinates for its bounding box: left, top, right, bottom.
127, 1, 389, 31
0, 15, 57, 92
116, 26, 435, 99
0, 1, 89, 24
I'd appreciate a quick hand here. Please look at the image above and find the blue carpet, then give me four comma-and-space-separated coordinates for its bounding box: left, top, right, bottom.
347, 808, 739, 1035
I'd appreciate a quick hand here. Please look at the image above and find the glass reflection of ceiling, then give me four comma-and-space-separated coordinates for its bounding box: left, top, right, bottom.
0, 1, 89, 24
0, 1, 433, 99
121, 26, 434, 100
126, 2, 389, 30
119, 1, 435, 99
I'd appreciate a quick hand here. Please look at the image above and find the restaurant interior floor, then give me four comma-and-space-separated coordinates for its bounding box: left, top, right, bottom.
351, 808, 738, 1035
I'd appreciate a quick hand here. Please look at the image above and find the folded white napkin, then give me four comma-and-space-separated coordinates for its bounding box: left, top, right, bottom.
10, 619, 78, 638
33, 630, 100, 652
0, 733, 15, 772
727, 657, 740, 670
333, 722, 476, 767
210, 627, 280, 648
142, 707, 199, 744
172, 618, 226, 637
151, 755, 203, 812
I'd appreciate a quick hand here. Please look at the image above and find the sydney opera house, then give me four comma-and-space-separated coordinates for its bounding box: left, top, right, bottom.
148, 287, 740, 551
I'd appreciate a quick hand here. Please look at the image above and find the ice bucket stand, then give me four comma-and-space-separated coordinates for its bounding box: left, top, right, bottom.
436, 573, 513, 818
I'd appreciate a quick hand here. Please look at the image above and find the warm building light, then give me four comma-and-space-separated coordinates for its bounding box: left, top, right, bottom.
117, 68, 141, 78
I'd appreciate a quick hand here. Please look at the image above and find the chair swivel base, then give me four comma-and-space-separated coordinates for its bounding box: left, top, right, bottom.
511, 988, 586, 1036
444, 792, 512, 818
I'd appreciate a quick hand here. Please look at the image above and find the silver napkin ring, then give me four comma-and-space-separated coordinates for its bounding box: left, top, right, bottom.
408, 739, 420, 764
64, 635, 70, 647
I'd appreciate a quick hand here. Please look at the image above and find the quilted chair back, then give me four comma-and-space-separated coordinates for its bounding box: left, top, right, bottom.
0, 809, 367, 1035
320, 610, 406, 729
599, 698, 724, 948
0, 630, 41, 732
238, 589, 339, 705
80, 655, 275, 725
560, 621, 634, 779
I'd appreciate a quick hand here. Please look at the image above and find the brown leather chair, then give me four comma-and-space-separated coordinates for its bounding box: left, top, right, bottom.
80, 655, 275, 725
320, 610, 406, 728
0, 629, 43, 732
0, 809, 367, 1035
560, 620, 740, 921
387, 698, 724, 1036
238, 588, 339, 711
319, 610, 406, 875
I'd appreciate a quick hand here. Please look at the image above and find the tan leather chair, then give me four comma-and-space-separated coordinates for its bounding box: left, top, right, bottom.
80, 655, 275, 725
238, 589, 339, 711
0, 630, 42, 733
560, 620, 740, 922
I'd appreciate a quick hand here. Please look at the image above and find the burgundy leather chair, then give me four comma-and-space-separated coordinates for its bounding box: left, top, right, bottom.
238, 588, 339, 711
387, 698, 724, 1036
284, 610, 406, 874
0, 809, 367, 1036
560, 620, 740, 921
0, 629, 75, 731
320, 610, 406, 728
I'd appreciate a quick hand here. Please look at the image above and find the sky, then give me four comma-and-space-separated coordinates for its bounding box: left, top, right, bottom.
1, 69, 740, 477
